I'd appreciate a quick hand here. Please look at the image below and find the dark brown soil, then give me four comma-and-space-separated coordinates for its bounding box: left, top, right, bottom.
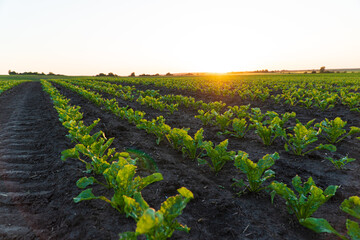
48, 80, 360, 239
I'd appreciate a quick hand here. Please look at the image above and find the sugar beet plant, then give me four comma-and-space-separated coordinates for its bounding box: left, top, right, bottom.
214, 110, 233, 132
252, 118, 285, 146
198, 139, 235, 173
165, 127, 190, 150
284, 122, 336, 156
232, 151, 279, 194
194, 109, 217, 125
325, 155, 356, 170
227, 104, 251, 119
136, 116, 171, 145
74, 157, 163, 212
300, 196, 360, 240
270, 175, 338, 221
181, 128, 206, 160
120, 187, 194, 240
315, 117, 360, 144
251, 111, 295, 146
223, 118, 254, 139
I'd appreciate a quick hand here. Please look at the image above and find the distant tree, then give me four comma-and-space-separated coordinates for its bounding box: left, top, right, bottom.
129, 72, 135, 77
8, 70, 17, 75
154, 73, 160, 76
165, 72, 173, 76
107, 72, 115, 77
320, 66, 326, 73
311, 70, 317, 74
96, 73, 106, 77
48, 72, 55, 75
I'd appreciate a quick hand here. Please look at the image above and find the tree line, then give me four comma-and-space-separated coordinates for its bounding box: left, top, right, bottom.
8, 70, 62, 76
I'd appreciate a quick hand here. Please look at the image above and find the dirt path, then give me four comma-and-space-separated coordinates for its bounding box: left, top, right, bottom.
0, 82, 128, 240
0, 82, 56, 238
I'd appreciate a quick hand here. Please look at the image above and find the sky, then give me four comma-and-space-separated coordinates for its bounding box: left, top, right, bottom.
0, 0, 359, 76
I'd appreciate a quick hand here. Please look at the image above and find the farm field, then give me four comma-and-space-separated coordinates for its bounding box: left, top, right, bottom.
0, 73, 360, 240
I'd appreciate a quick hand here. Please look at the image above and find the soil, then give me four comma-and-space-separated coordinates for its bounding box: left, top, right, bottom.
1, 80, 359, 240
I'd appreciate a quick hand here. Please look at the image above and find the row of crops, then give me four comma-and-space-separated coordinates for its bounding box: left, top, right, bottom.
41, 80, 194, 239
99, 74, 360, 112
0, 80, 27, 95
38, 75, 360, 240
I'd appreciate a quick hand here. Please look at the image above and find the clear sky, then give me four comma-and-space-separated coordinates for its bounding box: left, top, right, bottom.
1, 0, 359, 75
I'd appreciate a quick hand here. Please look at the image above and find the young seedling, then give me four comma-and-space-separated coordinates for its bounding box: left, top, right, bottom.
316, 117, 360, 144
214, 110, 233, 131
199, 139, 235, 173
181, 128, 205, 160
74, 158, 163, 213
195, 109, 217, 125
165, 128, 190, 150
136, 116, 171, 145
325, 156, 356, 169
250, 108, 264, 122
253, 117, 286, 146
227, 104, 251, 119
233, 151, 279, 193
119, 187, 194, 240
284, 122, 336, 156
223, 118, 254, 138
300, 196, 360, 240
270, 175, 338, 220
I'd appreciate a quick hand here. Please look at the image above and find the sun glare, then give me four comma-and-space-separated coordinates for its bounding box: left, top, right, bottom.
192, 58, 244, 74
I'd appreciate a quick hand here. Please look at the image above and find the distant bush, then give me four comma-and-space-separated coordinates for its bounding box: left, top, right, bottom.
95, 72, 118, 77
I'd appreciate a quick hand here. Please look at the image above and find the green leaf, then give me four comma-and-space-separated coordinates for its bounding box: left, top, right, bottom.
136, 208, 160, 235
197, 158, 207, 165
61, 148, 79, 161
177, 187, 194, 199
116, 164, 137, 190
349, 126, 360, 135
76, 177, 95, 189
341, 196, 360, 219
123, 192, 149, 221
73, 188, 97, 203
262, 169, 275, 180
300, 218, 342, 236
118, 232, 138, 240
323, 185, 339, 197
139, 173, 163, 191
270, 176, 337, 220
317, 144, 337, 152
347, 219, 360, 240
